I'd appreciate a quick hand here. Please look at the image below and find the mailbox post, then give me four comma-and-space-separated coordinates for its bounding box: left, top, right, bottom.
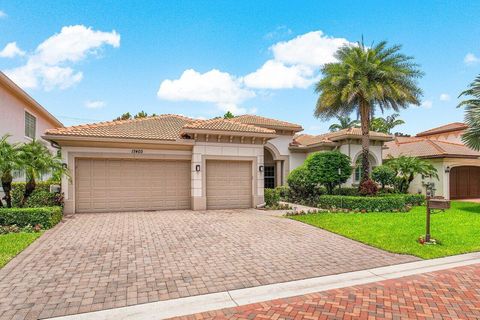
425, 197, 450, 243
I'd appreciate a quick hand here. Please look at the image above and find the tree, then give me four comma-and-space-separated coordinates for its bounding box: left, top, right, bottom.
115, 112, 132, 121
370, 113, 405, 134
328, 115, 359, 132
0, 135, 20, 207
223, 111, 234, 119
17, 141, 69, 206
372, 165, 396, 190
314, 40, 423, 184
305, 151, 352, 194
134, 110, 148, 119
386, 156, 438, 193
458, 75, 480, 150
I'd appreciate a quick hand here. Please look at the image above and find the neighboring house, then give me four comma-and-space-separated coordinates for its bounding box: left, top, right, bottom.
43, 114, 392, 214
384, 122, 480, 199
0, 71, 63, 145
0, 71, 63, 185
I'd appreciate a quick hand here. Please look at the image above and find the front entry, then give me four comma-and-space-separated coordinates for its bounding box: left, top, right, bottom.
450, 166, 480, 199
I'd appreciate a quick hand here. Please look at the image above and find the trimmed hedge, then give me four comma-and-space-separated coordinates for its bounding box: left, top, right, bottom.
10, 182, 63, 208
317, 194, 425, 212
0, 206, 62, 228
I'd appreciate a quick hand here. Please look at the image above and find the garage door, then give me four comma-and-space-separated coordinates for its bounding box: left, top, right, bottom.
206, 160, 252, 209
450, 166, 480, 199
76, 159, 191, 213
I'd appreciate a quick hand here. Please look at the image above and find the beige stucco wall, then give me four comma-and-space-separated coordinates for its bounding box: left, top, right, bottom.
0, 85, 57, 145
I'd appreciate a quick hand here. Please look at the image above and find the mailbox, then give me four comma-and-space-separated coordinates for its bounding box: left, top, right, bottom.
428, 199, 450, 210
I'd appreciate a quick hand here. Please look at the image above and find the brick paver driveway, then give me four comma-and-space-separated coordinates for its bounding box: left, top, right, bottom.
0, 210, 417, 319
178, 263, 480, 320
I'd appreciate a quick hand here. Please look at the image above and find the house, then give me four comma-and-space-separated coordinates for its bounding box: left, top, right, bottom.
43, 114, 392, 214
0, 71, 63, 145
383, 122, 480, 199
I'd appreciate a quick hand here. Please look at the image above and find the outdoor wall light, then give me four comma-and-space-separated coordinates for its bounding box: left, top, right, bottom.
259, 165, 264, 172
195, 164, 201, 172
445, 166, 451, 173
62, 163, 68, 169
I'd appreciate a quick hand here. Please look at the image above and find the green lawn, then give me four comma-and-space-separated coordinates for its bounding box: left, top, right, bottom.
290, 201, 480, 259
0, 232, 42, 268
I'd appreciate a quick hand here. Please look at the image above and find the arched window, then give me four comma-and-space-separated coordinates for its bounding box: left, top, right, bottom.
353, 154, 377, 183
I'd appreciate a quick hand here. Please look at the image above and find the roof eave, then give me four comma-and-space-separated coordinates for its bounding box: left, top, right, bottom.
180, 128, 278, 138
42, 134, 195, 145
330, 134, 393, 142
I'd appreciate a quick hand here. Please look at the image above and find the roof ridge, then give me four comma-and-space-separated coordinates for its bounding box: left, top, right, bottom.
426, 139, 446, 154
46, 114, 193, 134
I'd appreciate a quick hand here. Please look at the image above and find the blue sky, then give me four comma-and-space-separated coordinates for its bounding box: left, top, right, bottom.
1, 1, 479, 135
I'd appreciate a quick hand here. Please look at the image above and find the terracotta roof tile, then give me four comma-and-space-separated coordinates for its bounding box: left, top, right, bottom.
232, 114, 303, 131
45, 114, 193, 140
182, 118, 276, 134
416, 122, 467, 137
292, 128, 393, 147
384, 137, 480, 159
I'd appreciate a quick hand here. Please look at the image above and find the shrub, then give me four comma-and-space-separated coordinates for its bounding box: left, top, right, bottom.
264, 188, 281, 207
402, 194, 425, 206
358, 179, 378, 196
332, 187, 359, 196
372, 165, 396, 190
275, 185, 290, 200
286, 165, 318, 201
305, 151, 352, 194
0, 207, 62, 228
317, 195, 408, 212
10, 182, 63, 208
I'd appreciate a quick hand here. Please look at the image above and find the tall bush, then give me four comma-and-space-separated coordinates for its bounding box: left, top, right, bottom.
305, 151, 352, 194
372, 165, 396, 190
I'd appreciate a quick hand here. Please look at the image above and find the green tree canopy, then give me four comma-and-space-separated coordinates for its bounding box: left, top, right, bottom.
305, 151, 353, 194
223, 111, 235, 119
370, 113, 405, 134
315, 40, 423, 183
328, 115, 359, 132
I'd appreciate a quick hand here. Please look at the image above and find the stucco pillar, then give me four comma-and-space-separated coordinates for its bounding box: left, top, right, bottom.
275, 160, 282, 187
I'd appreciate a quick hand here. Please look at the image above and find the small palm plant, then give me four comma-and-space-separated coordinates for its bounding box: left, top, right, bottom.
0, 135, 20, 207
328, 115, 360, 132
387, 156, 438, 193
315, 40, 423, 183
17, 140, 69, 206
458, 75, 480, 150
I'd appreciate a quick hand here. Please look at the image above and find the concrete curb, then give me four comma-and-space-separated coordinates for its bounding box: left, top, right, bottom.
50, 252, 480, 320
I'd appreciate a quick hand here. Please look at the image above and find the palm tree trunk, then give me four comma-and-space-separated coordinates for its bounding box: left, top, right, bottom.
22, 177, 36, 206
359, 100, 371, 183
1, 172, 13, 208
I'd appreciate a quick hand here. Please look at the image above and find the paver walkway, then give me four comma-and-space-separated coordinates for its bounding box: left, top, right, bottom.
0, 210, 417, 319
177, 263, 480, 320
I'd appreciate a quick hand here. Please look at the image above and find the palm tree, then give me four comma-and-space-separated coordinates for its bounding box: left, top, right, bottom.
386, 156, 438, 193
328, 115, 359, 132
458, 75, 480, 150
315, 40, 423, 183
0, 135, 20, 207
370, 113, 405, 134
17, 140, 69, 206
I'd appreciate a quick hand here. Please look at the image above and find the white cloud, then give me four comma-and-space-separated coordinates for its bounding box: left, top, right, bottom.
464, 53, 480, 65
0, 42, 25, 58
421, 100, 433, 109
85, 100, 106, 109
157, 30, 352, 111
158, 69, 255, 113
244, 60, 317, 89
271, 31, 350, 67
4, 25, 120, 90
0, 10, 6, 19
264, 26, 292, 40
439, 93, 450, 101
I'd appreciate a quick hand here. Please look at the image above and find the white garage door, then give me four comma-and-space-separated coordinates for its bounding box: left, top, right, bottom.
206, 160, 252, 209
75, 159, 191, 213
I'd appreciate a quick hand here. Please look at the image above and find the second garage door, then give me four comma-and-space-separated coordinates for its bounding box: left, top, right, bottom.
76, 159, 191, 213
450, 166, 480, 199
206, 160, 252, 209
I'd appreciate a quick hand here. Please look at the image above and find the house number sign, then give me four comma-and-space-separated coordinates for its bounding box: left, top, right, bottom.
131, 149, 144, 154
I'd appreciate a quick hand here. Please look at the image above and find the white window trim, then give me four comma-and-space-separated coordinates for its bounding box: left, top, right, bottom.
24, 109, 37, 140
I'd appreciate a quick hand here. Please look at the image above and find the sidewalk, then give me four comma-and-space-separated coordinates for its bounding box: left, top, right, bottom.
50, 252, 480, 320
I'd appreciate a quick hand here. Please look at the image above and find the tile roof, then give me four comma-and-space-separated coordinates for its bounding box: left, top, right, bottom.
384, 136, 480, 159
232, 114, 303, 131
416, 122, 467, 137
45, 114, 193, 140
292, 128, 393, 148
182, 118, 276, 134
